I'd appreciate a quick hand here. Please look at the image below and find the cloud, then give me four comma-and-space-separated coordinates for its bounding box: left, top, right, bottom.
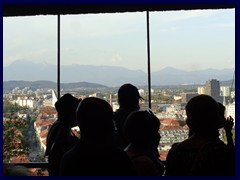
110, 53, 123, 63
150, 9, 224, 23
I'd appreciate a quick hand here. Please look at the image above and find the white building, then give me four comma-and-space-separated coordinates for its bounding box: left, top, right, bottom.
15, 97, 38, 108
166, 104, 181, 113
52, 90, 58, 107
231, 91, 235, 99
112, 102, 119, 112
138, 89, 145, 96
197, 86, 205, 94
220, 86, 230, 97
225, 102, 235, 120
173, 95, 182, 101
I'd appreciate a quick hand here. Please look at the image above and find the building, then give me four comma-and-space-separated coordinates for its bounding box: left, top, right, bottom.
225, 102, 235, 120
166, 104, 181, 114
181, 93, 198, 104
15, 97, 38, 108
173, 95, 182, 101
197, 86, 205, 94
205, 79, 221, 102
52, 90, 58, 107
138, 89, 145, 96
220, 86, 231, 97
34, 118, 55, 153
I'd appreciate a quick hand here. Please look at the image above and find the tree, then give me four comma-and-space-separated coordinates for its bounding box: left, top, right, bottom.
3, 118, 29, 163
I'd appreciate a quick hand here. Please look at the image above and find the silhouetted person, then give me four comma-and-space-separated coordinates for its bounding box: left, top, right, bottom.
59, 97, 137, 176
113, 83, 143, 149
45, 93, 81, 176
124, 110, 165, 176
165, 95, 235, 176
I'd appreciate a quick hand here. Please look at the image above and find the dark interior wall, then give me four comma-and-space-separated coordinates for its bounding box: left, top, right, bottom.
4, 4, 235, 17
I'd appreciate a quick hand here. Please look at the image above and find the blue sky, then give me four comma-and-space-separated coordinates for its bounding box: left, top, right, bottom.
3, 8, 235, 72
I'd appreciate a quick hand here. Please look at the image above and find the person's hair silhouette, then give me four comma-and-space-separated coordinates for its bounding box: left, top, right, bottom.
165, 95, 235, 176
113, 83, 143, 149
45, 93, 81, 176
117, 83, 143, 110
60, 97, 136, 176
124, 110, 165, 175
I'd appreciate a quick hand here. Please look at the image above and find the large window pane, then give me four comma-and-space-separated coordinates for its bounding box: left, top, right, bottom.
61, 12, 148, 110
150, 9, 235, 161
3, 15, 57, 168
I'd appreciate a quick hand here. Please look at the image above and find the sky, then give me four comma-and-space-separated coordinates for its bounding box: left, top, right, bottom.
3, 8, 235, 72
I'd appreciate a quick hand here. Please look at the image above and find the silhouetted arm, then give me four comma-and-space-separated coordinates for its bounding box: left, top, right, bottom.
224, 116, 234, 152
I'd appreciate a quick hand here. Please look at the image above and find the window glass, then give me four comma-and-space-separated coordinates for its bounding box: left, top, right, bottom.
3, 9, 235, 167
150, 9, 235, 160
61, 12, 148, 110
3, 15, 57, 166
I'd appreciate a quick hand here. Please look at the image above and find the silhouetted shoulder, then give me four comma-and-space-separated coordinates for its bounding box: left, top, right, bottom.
60, 142, 136, 176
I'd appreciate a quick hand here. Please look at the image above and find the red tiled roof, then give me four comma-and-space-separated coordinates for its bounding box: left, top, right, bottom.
159, 150, 169, 161
10, 154, 30, 163
42, 138, 47, 145
40, 129, 48, 138
183, 124, 189, 129
35, 118, 55, 127
160, 125, 183, 131
40, 106, 57, 115
160, 118, 180, 126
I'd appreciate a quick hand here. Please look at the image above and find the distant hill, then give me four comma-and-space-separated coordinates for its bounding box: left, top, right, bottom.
151, 67, 234, 86
3, 80, 107, 91
3, 60, 235, 86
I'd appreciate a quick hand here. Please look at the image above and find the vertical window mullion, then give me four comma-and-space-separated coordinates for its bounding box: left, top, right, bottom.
57, 14, 60, 99
146, 11, 151, 109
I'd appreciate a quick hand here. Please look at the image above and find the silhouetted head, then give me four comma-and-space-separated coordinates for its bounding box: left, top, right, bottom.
124, 110, 160, 150
76, 97, 114, 143
186, 95, 219, 137
55, 93, 81, 126
118, 83, 142, 110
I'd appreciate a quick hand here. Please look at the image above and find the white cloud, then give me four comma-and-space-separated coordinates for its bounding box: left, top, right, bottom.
110, 53, 123, 63
150, 9, 226, 23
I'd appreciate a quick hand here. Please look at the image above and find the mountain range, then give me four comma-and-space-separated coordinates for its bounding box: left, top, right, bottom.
3, 60, 235, 86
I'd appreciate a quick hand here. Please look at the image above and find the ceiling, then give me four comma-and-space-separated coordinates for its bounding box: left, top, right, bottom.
4, 4, 235, 17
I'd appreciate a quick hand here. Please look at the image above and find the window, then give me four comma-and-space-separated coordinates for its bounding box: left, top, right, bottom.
3, 16, 57, 168
3, 7, 235, 170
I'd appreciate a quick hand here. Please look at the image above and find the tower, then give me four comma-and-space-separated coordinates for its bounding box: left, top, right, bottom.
205, 79, 221, 102
52, 90, 58, 107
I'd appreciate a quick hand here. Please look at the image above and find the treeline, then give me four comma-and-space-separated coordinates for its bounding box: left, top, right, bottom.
3, 80, 108, 91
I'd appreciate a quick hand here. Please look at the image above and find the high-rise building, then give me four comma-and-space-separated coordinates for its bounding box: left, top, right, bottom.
197, 86, 205, 94
181, 93, 198, 104
220, 86, 231, 97
205, 79, 221, 102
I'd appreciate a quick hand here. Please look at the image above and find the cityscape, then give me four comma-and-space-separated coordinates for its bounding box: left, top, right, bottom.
3, 78, 235, 174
